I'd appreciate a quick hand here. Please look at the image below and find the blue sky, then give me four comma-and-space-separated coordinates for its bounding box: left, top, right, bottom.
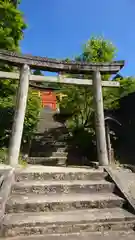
20, 0, 135, 76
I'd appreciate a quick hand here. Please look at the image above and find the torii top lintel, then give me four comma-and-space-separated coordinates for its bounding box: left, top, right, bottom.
0, 49, 124, 74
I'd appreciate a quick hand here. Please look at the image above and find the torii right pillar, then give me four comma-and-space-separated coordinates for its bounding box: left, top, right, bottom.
92, 61, 124, 166
93, 71, 108, 166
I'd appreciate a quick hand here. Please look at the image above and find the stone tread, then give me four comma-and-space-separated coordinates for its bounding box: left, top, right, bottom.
1, 231, 135, 240
3, 208, 135, 226
13, 179, 113, 188
28, 156, 67, 160
7, 192, 123, 204
15, 166, 104, 173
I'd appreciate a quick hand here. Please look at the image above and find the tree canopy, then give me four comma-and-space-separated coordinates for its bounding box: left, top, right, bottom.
58, 36, 135, 159
0, 0, 41, 149
60, 37, 117, 129
77, 36, 116, 62
0, 0, 26, 51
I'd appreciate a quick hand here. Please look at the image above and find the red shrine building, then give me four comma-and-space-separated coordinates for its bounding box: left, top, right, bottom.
40, 90, 57, 111
30, 83, 59, 111
31, 83, 66, 112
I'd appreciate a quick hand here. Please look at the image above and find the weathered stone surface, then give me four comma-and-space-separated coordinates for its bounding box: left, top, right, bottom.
0, 169, 14, 221
48, 152, 68, 157
2, 221, 135, 237
105, 167, 135, 213
2, 208, 135, 237
27, 156, 67, 166
1, 231, 135, 240
15, 166, 106, 181
1, 165, 135, 239
5, 193, 124, 213
12, 180, 114, 195
0, 49, 124, 74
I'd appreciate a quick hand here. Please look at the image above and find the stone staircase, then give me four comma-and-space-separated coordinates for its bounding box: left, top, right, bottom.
28, 108, 69, 165
28, 109, 71, 166
1, 165, 135, 239
28, 130, 68, 165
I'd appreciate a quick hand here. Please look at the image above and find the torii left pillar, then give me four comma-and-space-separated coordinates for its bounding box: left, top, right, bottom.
8, 64, 30, 166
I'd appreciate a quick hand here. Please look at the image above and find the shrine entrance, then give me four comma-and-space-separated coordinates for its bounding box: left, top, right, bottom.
0, 49, 124, 166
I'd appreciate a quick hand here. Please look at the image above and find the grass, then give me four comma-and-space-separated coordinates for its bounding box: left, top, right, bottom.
0, 148, 28, 167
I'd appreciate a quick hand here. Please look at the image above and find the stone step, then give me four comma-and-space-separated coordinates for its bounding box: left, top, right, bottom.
31, 148, 67, 154
2, 231, 135, 240
1, 231, 135, 240
32, 137, 68, 141
2, 208, 135, 237
6, 193, 125, 213
30, 143, 67, 148
15, 166, 106, 182
27, 156, 67, 165
41, 152, 68, 157
29, 144, 67, 156
29, 151, 68, 158
12, 180, 114, 195
29, 146, 67, 157
30, 150, 67, 158
36, 119, 64, 130
53, 147, 67, 152
31, 140, 67, 145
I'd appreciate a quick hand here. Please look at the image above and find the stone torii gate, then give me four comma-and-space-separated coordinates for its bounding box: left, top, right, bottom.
0, 49, 124, 166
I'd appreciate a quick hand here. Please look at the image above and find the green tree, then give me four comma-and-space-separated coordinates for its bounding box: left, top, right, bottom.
0, 0, 41, 149
58, 37, 120, 159
10, 0, 19, 7
119, 77, 135, 97
60, 36, 117, 129
80, 36, 116, 62
0, 0, 26, 51
59, 36, 135, 161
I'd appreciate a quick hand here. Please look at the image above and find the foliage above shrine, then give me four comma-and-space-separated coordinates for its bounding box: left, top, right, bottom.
58, 36, 135, 158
